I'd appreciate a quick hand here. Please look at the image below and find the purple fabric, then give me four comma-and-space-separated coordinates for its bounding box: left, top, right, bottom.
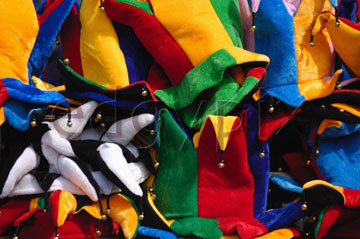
282, 0, 301, 16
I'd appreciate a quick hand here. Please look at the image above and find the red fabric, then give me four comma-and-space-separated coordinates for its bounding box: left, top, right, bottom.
338, 0, 360, 19
0, 79, 9, 107
246, 67, 266, 82
326, 209, 360, 238
283, 152, 318, 184
103, 0, 194, 85
49, 190, 61, 226
147, 64, 172, 91
343, 188, 360, 208
60, 4, 83, 76
259, 108, 300, 141
18, 213, 117, 239
197, 117, 254, 219
317, 206, 342, 239
0, 199, 29, 234
14, 208, 43, 227
38, 0, 64, 25
106, 81, 158, 101
217, 217, 267, 239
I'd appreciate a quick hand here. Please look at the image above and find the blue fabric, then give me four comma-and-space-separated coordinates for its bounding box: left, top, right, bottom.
244, 105, 269, 218
329, 0, 338, 7
33, 0, 47, 12
138, 226, 179, 239
112, 21, 153, 84
63, 91, 147, 109
28, 0, 75, 78
44, 46, 64, 86
3, 78, 69, 107
255, 0, 303, 106
4, 100, 46, 131
270, 175, 303, 193
257, 201, 308, 231
338, 0, 357, 21
321, 121, 360, 138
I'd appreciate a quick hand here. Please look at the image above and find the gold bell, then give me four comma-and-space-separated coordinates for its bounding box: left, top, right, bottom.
94, 118, 99, 123
54, 236, 59, 239
141, 89, 148, 97
339, 108, 344, 113
31, 119, 37, 127
95, 229, 101, 236
55, 40, 60, 45
149, 187, 154, 193
12, 235, 19, 239
99, 6, 105, 12
150, 129, 155, 136
96, 113, 102, 120
335, 21, 340, 27
101, 214, 107, 220
315, 148, 320, 155
100, 123, 105, 128
106, 208, 111, 215
63, 58, 70, 65
218, 161, 225, 168
336, 84, 342, 89
268, 105, 274, 113
250, 25, 256, 31
310, 41, 314, 47
259, 151, 265, 158
306, 160, 311, 166
67, 120, 72, 127
301, 203, 308, 211
321, 105, 326, 109
154, 161, 160, 169
268, 188, 271, 193
305, 232, 310, 237
278, 167, 282, 172
139, 213, 144, 221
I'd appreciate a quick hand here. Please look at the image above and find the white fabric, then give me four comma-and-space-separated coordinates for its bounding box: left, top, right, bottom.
1, 146, 40, 198
128, 161, 150, 184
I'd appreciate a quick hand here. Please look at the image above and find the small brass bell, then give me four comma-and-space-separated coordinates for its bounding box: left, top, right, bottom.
151, 193, 157, 200
96, 113, 102, 120
259, 151, 265, 158
31, 119, 37, 128
339, 108, 344, 113
67, 120, 72, 127
150, 129, 155, 136
106, 208, 111, 215
336, 84, 342, 89
54, 236, 59, 239
100, 123, 105, 128
95, 229, 101, 236
335, 21, 340, 27
315, 148, 320, 155
141, 89, 148, 97
321, 105, 326, 109
250, 25, 256, 31
154, 161, 160, 169
301, 203, 308, 211
305, 232, 310, 237
149, 187, 154, 193
55, 40, 60, 45
101, 214, 107, 220
139, 213, 144, 221
218, 161, 225, 168
268, 188, 271, 193
12, 235, 19, 239
94, 118, 99, 123
63, 58, 70, 65
306, 160, 311, 166
310, 41, 314, 47
278, 167, 282, 172
268, 105, 274, 113
99, 6, 105, 12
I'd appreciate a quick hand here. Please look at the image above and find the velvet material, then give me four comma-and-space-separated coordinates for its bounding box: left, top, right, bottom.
154, 109, 198, 218
0, 0, 38, 84
282, 152, 318, 184
312, 12, 360, 78
269, 175, 303, 193
104, 0, 194, 85
217, 217, 267, 239
170, 217, 223, 239
17, 213, 116, 239
255, 228, 301, 239
138, 226, 179, 239
196, 116, 254, 219
338, 0, 360, 20
60, 4, 83, 75
239, 0, 254, 51
48, 190, 77, 227
28, 0, 75, 78
0, 199, 29, 234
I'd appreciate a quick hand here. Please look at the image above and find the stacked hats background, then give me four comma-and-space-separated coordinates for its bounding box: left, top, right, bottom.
1, 0, 360, 238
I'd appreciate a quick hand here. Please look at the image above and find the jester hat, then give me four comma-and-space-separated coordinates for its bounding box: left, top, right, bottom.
103, 0, 269, 129
250, 0, 341, 107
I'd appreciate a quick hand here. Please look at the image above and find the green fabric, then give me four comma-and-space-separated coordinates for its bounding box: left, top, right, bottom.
154, 109, 198, 219
314, 206, 329, 239
153, 48, 237, 110
58, 59, 108, 91
170, 217, 223, 239
115, 0, 154, 16
37, 197, 50, 212
180, 75, 260, 129
210, 0, 244, 48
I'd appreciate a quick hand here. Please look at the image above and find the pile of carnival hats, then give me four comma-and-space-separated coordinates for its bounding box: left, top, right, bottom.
1, 0, 360, 238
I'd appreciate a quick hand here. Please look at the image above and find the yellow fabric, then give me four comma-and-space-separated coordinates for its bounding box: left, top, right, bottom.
0, 0, 38, 84
146, 191, 172, 227
0, 108, 5, 126
254, 228, 295, 239
32, 76, 65, 92
80, 0, 129, 89
225, 46, 270, 66
298, 69, 343, 101
293, 0, 335, 101
317, 119, 342, 135
303, 180, 345, 203
56, 190, 77, 227
29, 197, 40, 211
151, 0, 234, 67
193, 115, 238, 151
100, 194, 138, 238
331, 103, 360, 117
312, 12, 360, 77
221, 235, 240, 239
74, 203, 102, 219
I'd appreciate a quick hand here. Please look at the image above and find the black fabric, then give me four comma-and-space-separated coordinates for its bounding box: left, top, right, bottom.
32, 172, 60, 192
303, 185, 345, 206
298, 105, 360, 124
306, 89, 360, 107
28, 123, 51, 172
